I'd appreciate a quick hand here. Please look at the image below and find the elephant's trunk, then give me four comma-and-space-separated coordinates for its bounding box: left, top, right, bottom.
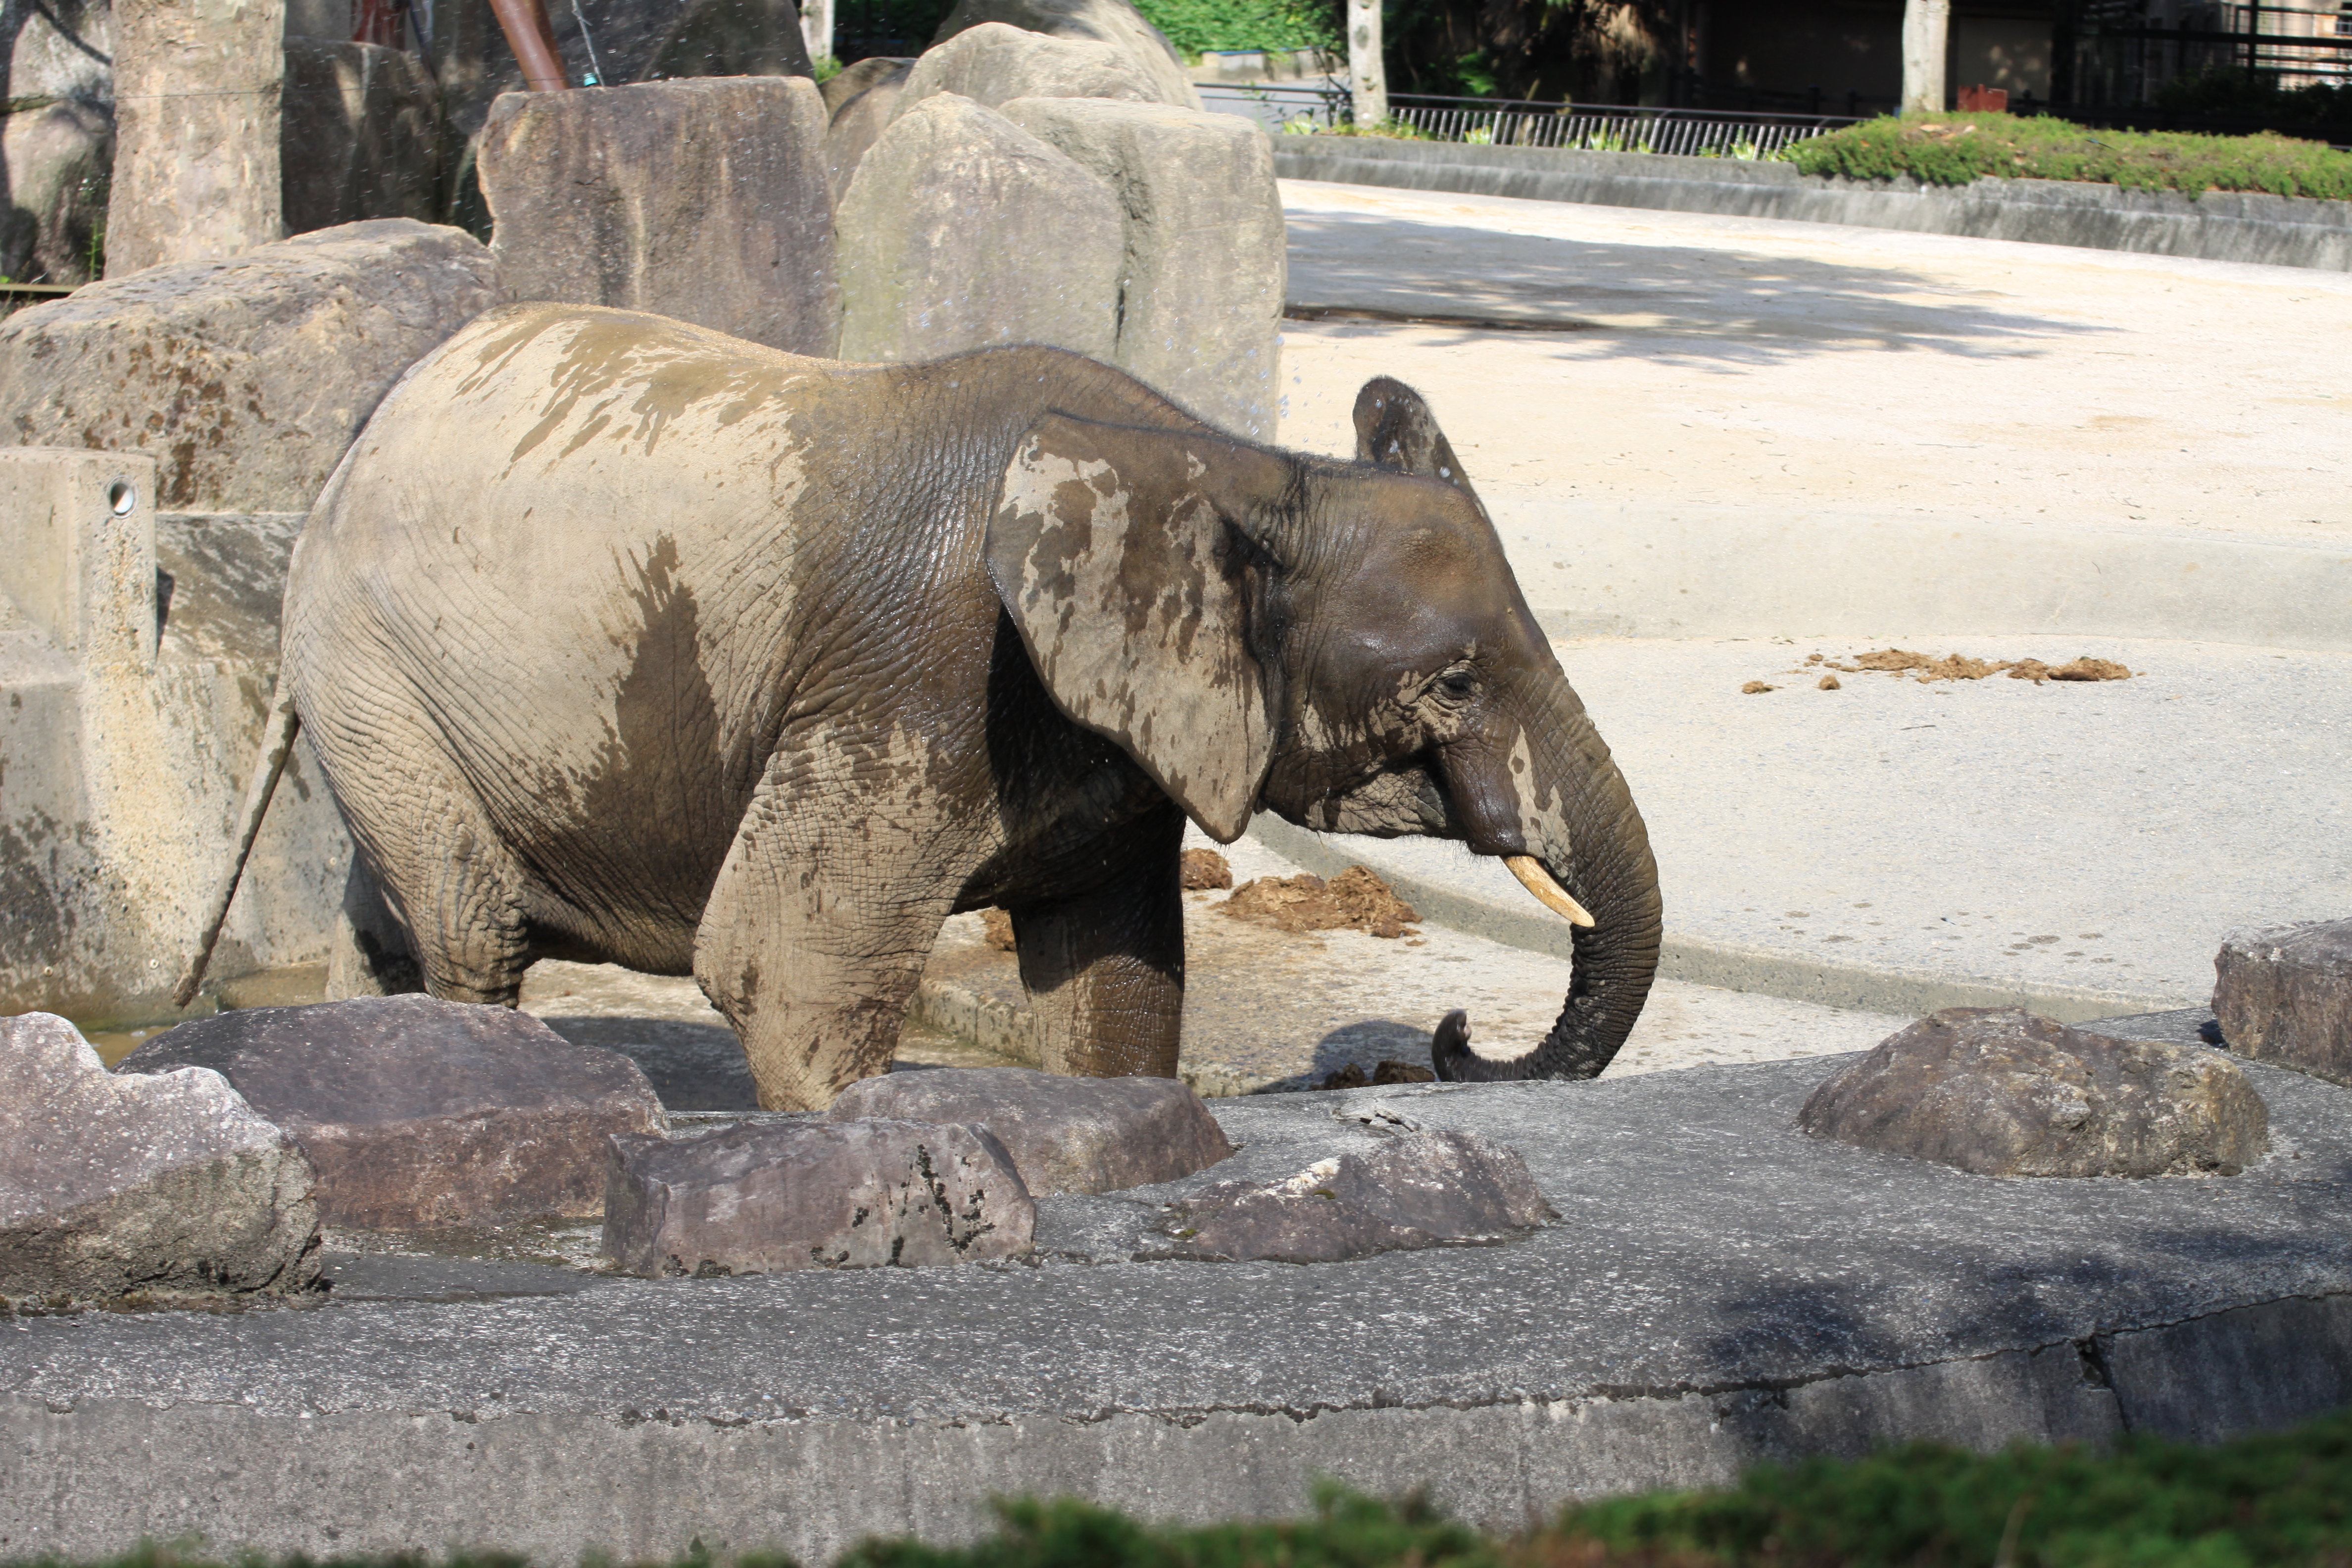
1432, 685, 1663, 1081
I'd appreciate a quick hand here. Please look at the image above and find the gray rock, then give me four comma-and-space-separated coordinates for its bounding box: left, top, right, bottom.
5, 0, 111, 108
823, 58, 914, 200
2215, 920, 2352, 1087
281, 39, 441, 237
0, 98, 111, 286
1798, 1007, 2271, 1177
826, 1066, 1232, 1194
892, 23, 1165, 122
0, 1011, 321, 1304
0, 218, 500, 512
118, 995, 665, 1229
1003, 97, 1285, 438
931, 0, 1203, 111
103, 0, 283, 276
823, 55, 917, 115
604, 1118, 1034, 1275
836, 95, 1122, 364
1159, 1127, 1553, 1263
479, 75, 838, 357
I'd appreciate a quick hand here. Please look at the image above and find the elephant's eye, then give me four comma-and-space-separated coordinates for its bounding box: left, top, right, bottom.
1433, 667, 1480, 702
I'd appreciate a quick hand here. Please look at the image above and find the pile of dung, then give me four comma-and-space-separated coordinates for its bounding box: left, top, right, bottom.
1223, 866, 1421, 940
1180, 848, 1233, 890
1811, 650, 2134, 685
980, 909, 1017, 951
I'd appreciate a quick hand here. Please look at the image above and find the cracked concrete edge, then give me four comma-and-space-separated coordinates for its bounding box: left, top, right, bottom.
1245, 816, 2195, 1027
6, 1292, 2346, 1562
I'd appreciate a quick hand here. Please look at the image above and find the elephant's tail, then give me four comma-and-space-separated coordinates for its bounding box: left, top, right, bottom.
172, 680, 303, 1008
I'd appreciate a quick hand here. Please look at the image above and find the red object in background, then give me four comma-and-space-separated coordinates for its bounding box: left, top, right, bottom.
1957, 84, 2009, 112
352, 0, 407, 47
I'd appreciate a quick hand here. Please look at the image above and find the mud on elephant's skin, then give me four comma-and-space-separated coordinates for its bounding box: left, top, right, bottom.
182, 305, 1662, 1110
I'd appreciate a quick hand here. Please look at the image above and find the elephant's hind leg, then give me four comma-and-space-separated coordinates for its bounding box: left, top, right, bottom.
319, 724, 533, 1008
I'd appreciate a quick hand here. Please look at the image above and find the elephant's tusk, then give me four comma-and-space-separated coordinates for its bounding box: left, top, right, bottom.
1504, 855, 1595, 928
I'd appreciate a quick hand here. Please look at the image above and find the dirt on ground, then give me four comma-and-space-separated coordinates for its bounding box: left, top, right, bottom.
1222, 866, 1422, 940
1804, 649, 2135, 685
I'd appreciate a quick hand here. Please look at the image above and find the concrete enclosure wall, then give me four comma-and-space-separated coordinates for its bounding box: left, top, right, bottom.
0, 451, 348, 1023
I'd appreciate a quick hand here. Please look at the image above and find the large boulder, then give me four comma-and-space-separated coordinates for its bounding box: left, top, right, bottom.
118, 995, 665, 1229
891, 23, 1166, 121
479, 75, 838, 357
0, 218, 501, 513
2214, 920, 2352, 1087
103, 0, 283, 276
823, 57, 915, 200
1158, 1129, 1553, 1264
281, 39, 441, 236
827, 1066, 1232, 1194
823, 54, 917, 115
835, 94, 1122, 364
931, 0, 1202, 111
0, 1012, 321, 1305
1003, 97, 1284, 438
604, 1118, 1034, 1275
0, 98, 111, 286
1799, 1007, 2271, 1177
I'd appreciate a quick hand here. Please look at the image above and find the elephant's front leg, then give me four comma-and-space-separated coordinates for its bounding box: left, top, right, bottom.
1012, 806, 1187, 1078
693, 732, 976, 1112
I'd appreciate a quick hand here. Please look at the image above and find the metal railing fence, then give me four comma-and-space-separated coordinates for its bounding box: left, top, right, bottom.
1222, 84, 1859, 158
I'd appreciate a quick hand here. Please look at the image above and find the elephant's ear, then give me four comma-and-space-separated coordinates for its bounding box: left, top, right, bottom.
985, 413, 1288, 844
1354, 377, 1480, 503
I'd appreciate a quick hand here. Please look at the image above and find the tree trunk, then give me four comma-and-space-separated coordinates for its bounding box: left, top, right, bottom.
105, 0, 287, 276
802, 0, 835, 66
1901, 0, 1950, 114
1348, 0, 1387, 130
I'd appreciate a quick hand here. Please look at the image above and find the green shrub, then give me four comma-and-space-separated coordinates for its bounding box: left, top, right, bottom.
1781, 110, 2352, 200
1131, 0, 1335, 59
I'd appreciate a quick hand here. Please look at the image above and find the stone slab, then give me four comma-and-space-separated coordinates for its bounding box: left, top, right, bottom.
117, 996, 664, 1229
479, 75, 837, 357
604, 1118, 1033, 1276
931, 0, 1202, 111
835, 93, 1122, 364
2214, 919, 2352, 1087
3, 1046, 2347, 1561
0, 1012, 320, 1305
0, 218, 500, 513
892, 23, 1166, 120
828, 1067, 1232, 1195
1005, 96, 1284, 439
1798, 1007, 2268, 1177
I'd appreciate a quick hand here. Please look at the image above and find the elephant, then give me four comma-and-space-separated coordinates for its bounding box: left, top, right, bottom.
180, 303, 1662, 1110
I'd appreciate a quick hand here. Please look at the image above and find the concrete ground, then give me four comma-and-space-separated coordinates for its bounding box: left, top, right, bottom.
1262, 178, 2350, 1034
14, 1059, 2350, 1562
1277, 181, 2352, 651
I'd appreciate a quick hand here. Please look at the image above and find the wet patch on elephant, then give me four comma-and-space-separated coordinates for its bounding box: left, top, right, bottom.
569, 535, 730, 932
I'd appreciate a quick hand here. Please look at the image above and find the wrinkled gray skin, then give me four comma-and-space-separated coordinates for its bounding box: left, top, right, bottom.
288, 304, 1662, 1110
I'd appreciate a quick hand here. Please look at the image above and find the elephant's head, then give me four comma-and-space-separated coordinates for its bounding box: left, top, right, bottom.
984, 377, 1662, 1080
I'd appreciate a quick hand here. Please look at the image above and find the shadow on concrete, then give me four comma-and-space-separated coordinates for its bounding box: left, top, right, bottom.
1283, 208, 2111, 370
539, 1015, 757, 1113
